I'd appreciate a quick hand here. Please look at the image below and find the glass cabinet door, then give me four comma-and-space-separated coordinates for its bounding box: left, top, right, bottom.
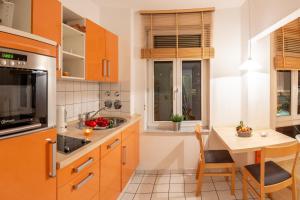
277, 71, 291, 116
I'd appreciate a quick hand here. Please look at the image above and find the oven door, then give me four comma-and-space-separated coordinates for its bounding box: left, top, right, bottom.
0, 67, 48, 135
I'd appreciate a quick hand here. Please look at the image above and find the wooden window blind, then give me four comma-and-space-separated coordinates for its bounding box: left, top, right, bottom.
273, 18, 300, 69
140, 8, 215, 59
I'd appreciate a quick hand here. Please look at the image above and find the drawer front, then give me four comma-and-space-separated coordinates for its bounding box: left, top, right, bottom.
57, 148, 100, 187
101, 133, 121, 158
58, 162, 99, 200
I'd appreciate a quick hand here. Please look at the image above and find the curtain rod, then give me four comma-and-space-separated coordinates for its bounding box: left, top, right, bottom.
139, 7, 215, 15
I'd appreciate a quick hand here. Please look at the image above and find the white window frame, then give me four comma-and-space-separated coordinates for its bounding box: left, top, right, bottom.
275, 70, 300, 127
146, 58, 209, 130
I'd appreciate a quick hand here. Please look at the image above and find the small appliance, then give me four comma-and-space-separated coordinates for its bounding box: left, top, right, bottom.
56, 106, 67, 133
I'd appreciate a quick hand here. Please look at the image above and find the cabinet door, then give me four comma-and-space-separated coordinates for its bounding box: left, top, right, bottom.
100, 142, 121, 200
86, 20, 106, 81
0, 129, 57, 200
105, 31, 119, 82
121, 135, 136, 189
32, 0, 61, 44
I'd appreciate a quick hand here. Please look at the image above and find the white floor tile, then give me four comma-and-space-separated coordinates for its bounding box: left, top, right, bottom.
142, 176, 157, 184
169, 192, 185, 200
217, 190, 236, 200
153, 184, 169, 193
213, 181, 230, 191
126, 184, 139, 193
131, 175, 144, 184
184, 175, 197, 183
151, 193, 169, 200
185, 192, 202, 200
201, 182, 215, 192
133, 193, 151, 200
137, 184, 154, 194
169, 184, 185, 193
156, 176, 170, 184
171, 175, 184, 183
121, 193, 135, 200
201, 191, 219, 200
185, 184, 197, 193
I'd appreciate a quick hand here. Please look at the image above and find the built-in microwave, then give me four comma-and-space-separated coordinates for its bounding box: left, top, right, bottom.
0, 47, 56, 138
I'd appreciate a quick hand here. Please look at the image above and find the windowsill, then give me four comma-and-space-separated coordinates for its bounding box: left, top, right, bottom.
144, 127, 210, 135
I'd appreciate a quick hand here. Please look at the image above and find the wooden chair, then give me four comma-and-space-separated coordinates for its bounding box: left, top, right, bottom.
242, 143, 300, 200
195, 125, 236, 196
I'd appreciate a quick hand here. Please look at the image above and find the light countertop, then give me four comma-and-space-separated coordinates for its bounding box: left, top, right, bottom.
213, 127, 296, 153
0, 25, 57, 46
56, 114, 141, 169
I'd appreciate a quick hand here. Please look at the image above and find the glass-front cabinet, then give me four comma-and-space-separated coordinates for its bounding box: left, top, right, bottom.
277, 71, 291, 116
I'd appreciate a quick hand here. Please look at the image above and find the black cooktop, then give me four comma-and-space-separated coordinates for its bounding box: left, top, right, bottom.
57, 135, 91, 154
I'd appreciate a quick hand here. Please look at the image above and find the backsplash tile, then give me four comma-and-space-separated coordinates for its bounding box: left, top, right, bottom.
56, 80, 131, 122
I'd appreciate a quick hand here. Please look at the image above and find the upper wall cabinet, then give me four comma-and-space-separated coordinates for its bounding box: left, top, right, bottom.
86, 23, 119, 82
32, 0, 61, 44
86, 19, 106, 82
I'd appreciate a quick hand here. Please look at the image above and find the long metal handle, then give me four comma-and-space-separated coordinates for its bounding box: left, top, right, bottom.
107, 60, 111, 77
107, 139, 120, 150
47, 139, 57, 178
73, 173, 94, 190
0, 123, 42, 137
103, 59, 107, 77
73, 157, 94, 173
122, 146, 127, 165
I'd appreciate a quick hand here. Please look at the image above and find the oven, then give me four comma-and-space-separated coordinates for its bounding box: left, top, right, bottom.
0, 47, 56, 137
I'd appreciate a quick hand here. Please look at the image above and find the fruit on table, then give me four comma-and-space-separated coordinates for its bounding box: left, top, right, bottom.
96, 117, 110, 127
85, 120, 97, 127
236, 121, 252, 132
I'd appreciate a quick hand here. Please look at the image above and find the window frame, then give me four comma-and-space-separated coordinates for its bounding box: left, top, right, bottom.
147, 58, 209, 130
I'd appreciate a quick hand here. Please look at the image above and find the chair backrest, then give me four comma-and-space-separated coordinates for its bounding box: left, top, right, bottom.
195, 124, 205, 163
260, 142, 300, 185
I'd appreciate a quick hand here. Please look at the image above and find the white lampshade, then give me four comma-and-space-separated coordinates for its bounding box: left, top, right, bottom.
239, 58, 261, 71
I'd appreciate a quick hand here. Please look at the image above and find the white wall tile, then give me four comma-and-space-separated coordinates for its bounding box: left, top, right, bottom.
101, 83, 110, 90
81, 91, 88, 102
65, 92, 74, 105
74, 81, 81, 91
57, 80, 66, 92
65, 104, 74, 119
121, 92, 130, 101
74, 91, 81, 103
81, 102, 87, 113
110, 83, 120, 91
65, 81, 74, 91
121, 80, 130, 91
80, 82, 88, 91
56, 92, 65, 106
121, 101, 130, 113
73, 103, 81, 118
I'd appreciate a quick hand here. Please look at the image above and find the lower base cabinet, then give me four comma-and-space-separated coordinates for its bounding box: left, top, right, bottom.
100, 134, 122, 200
58, 162, 99, 200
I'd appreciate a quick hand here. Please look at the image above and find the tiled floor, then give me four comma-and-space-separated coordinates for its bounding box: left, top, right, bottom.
119, 170, 265, 200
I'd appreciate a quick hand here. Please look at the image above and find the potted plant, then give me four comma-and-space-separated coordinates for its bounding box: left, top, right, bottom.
170, 114, 184, 131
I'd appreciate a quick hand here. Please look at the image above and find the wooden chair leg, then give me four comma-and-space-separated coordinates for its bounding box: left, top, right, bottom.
225, 168, 229, 182
292, 177, 297, 200
196, 160, 200, 180
260, 188, 265, 200
242, 169, 248, 200
196, 164, 204, 196
231, 165, 236, 195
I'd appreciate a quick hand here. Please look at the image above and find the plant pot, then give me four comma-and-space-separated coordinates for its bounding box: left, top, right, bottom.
173, 122, 181, 131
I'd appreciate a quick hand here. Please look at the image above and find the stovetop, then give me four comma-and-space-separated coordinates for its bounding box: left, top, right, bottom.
57, 135, 91, 154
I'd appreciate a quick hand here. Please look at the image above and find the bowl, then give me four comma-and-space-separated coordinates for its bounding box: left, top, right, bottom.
237, 130, 252, 137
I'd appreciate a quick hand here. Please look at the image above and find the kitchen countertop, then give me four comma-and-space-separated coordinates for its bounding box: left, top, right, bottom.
56, 114, 142, 169
0, 25, 57, 46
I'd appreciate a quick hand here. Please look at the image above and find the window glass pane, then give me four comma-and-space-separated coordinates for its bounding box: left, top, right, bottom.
154, 61, 173, 121
182, 61, 201, 120
277, 71, 291, 116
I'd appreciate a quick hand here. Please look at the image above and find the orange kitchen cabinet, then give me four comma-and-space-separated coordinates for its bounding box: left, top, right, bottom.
58, 162, 100, 200
121, 122, 140, 188
0, 128, 57, 200
32, 0, 61, 44
86, 20, 106, 81
100, 134, 122, 200
105, 30, 119, 82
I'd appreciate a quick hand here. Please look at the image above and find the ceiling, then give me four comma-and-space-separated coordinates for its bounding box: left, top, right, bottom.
93, 0, 247, 9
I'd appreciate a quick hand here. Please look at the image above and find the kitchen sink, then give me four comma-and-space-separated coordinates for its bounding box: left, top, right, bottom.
78, 117, 127, 130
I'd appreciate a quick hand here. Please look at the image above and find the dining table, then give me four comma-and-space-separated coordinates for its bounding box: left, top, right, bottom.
213, 127, 296, 154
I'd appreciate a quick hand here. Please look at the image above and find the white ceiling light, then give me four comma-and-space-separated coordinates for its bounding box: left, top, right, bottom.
240, 0, 261, 71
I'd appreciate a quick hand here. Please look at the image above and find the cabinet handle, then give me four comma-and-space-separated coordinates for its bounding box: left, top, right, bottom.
107, 139, 120, 150
122, 146, 127, 165
103, 59, 107, 77
73, 173, 94, 190
58, 45, 62, 71
73, 157, 94, 173
107, 60, 111, 77
46, 139, 57, 178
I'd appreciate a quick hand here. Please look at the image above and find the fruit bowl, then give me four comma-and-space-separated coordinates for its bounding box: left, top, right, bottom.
236, 121, 252, 137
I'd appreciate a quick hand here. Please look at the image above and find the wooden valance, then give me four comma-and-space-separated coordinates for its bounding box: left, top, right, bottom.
273, 18, 300, 70
140, 8, 215, 59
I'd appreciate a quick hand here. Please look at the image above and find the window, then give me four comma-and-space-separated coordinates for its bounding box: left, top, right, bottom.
147, 59, 209, 129
277, 71, 291, 116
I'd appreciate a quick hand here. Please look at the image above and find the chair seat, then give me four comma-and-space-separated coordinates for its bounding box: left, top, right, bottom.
245, 161, 291, 186
204, 150, 234, 163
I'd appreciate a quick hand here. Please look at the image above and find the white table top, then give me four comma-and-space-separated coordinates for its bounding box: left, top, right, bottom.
213, 127, 296, 153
